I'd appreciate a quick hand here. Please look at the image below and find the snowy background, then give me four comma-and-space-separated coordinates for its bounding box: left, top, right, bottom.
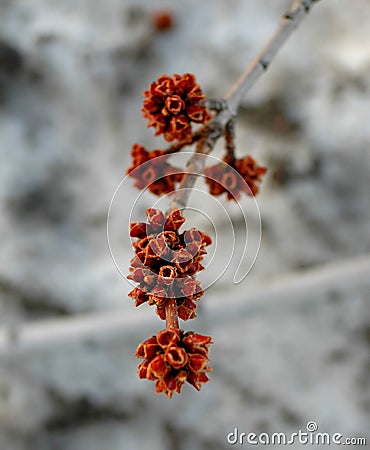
0, 0, 369, 449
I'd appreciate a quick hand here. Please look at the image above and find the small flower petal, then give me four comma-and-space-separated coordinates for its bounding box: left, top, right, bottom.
165, 345, 188, 369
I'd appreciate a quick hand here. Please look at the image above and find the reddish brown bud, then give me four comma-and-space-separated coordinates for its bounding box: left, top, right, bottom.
136, 336, 160, 359
161, 230, 179, 247
221, 170, 239, 190
177, 298, 197, 321
128, 208, 211, 319
128, 287, 148, 307
147, 235, 168, 260
147, 208, 165, 230
165, 345, 188, 369
187, 371, 210, 391
186, 104, 209, 123
183, 332, 212, 357
142, 73, 210, 142
164, 209, 186, 231
138, 360, 150, 379
148, 285, 168, 305
188, 353, 210, 372
204, 155, 267, 200
136, 329, 212, 398
130, 222, 148, 239
157, 329, 180, 347
158, 265, 177, 286
148, 355, 170, 379
152, 11, 174, 32
127, 267, 145, 283
127, 147, 184, 197
181, 278, 203, 298
165, 95, 185, 114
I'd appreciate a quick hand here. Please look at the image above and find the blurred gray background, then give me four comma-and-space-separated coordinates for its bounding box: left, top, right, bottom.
0, 0, 369, 449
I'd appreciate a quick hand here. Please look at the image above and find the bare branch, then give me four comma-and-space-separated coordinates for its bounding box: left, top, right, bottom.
165, 298, 180, 330
169, 0, 321, 210
225, 0, 321, 114
169, 122, 221, 210
0, 1, 325, 359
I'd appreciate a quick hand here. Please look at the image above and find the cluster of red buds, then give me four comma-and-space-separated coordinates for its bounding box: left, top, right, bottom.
204, 155, 267, 200
142, 72, 211, 143
128, 208, 212, 397
136, 329, 212, 398
128, 73, 266, 201
126, 73, 267, 397
127, 144, 183, 196
128, 207, 211, 321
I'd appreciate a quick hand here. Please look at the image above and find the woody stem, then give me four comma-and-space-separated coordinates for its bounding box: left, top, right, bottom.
168, 0, 320, 206
225, 0, 321, 115
224, 119, 236, 165
169, 126, 221, 211
166, 0, 321, 326
165, 298, 180, 330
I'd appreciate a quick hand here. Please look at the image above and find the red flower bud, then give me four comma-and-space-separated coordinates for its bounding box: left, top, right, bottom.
127, 146, 184, 196
136, 329, 212, 398
204, 155, 267, 200
165, 345, 188, 369
142, 73, 210, 143
128, 208, 212, 319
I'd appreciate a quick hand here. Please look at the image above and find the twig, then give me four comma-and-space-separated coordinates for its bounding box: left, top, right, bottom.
0, 0, 324, 358
223, 118, 236, 165
225, 0, 321, 115
162, 129, 203, 154
170, 0, 321, 210
169, 123, 221, 211
165, 298, 180, 330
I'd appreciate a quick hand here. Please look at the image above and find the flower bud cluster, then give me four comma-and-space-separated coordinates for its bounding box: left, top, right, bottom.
127, 144, 183, 196
204, 154, 267, 200
136, 329, 212, 398
126, 72, 267, 397
128, 208, 211, 321
142, 73, 211, 143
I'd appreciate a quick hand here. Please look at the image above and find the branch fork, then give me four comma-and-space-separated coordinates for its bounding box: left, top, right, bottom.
127, 0, 321, 397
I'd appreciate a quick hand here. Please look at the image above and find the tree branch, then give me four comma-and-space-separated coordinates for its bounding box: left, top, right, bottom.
169, 0, 321, 210
225, 0, 321, 115
0, 0, 323, 354
165, 298, 180, 330
169, 123, 221, 211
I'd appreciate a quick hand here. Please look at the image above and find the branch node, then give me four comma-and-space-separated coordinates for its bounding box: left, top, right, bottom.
303, 0, 312, 12
207, 98, 227, 112
260, 59, 270, 71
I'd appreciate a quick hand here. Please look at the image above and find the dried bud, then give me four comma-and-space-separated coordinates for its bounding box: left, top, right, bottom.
177, 297, 198, 321
152, 11, 174, 32
204, 155, 267, 200
164, 209, 186, 231
127, 144, 183, 196
165, 345, 188, 369
147, 208, 165, 230
142, 73, 211, 142
128, 208, 212, 319
136, 329, 212, 398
